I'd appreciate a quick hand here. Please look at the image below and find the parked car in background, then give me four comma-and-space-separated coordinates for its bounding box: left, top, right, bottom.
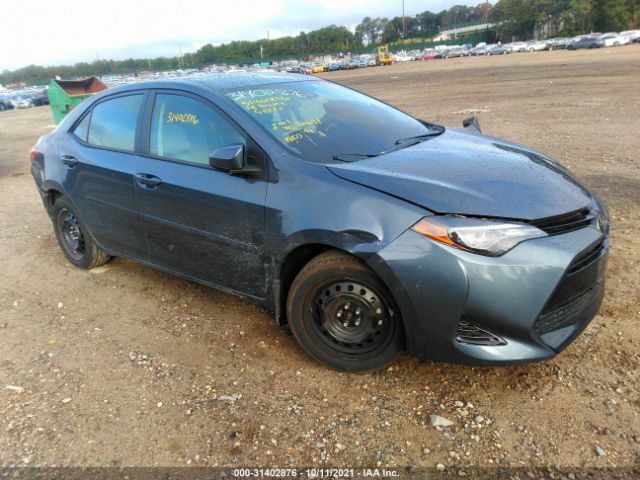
30, 90, 50, 106
442, 47, 467, 58
469, 45, 490, 56
526, 40, 548, 51
510, 41, 528, 52
353, 58, 368, 68
545, 37, 573, 50
568, 36, 605, 49
599, 32, 630, 47
0, 94, 15, 111
12, 94, 33, 109
284, 64, 302, 74
487, 44, 512, 55
620, 30, 640, 42
393, 53, 413, 62
420, 49, 438, 60
364, 55, 378, 67
30, 72, 610, 372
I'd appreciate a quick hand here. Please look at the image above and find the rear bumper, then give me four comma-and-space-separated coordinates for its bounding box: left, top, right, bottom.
31, 161, 52, 216
368, 224, 608, 365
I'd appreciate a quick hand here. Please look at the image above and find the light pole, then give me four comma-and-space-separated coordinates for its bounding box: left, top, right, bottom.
401, 0, 406, 45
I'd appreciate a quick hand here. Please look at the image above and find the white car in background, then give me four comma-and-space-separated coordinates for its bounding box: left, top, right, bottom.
510, 41, 528, 52
11, 95, 33, 109
526, 40, 548, 51
393, 53, 413, 62
620, 30, 640, 41
599, 32, 630, 46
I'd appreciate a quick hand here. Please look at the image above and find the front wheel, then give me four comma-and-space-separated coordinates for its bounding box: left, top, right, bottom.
52, 197, 111, 269
287, 251, 404, 372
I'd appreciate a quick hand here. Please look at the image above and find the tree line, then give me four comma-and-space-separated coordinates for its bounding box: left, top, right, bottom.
1, 1, 638, 85
491, 0, 640, 41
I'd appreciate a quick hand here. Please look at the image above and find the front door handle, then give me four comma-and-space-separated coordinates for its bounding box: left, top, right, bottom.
135, 173, 162, 188
61, 155, 78, 167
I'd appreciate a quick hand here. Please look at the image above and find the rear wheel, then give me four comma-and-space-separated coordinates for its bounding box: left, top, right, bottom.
52, 197, 111, 269
287, 251, 404, 372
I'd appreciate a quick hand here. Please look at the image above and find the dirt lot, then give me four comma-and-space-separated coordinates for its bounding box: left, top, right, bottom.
1, 47, 639, 474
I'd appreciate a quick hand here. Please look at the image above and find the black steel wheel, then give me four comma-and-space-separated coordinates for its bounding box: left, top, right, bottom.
306, 280, 393, 355
287, 250, 404, 372
57, 209, 85, 261
51, 196, 111, 269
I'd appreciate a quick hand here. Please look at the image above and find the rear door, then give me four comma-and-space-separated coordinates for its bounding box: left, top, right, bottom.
134, 90, 268, 297
59, 92, 147, 257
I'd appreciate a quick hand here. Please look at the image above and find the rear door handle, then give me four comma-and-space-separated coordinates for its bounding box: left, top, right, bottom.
61, 155, 78, 167
135, 173, 162, 188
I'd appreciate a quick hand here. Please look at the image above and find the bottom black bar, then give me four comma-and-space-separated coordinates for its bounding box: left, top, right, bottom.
0, 467, 639, 480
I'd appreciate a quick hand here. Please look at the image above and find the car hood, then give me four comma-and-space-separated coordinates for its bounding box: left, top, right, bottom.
327, 129, 593, 220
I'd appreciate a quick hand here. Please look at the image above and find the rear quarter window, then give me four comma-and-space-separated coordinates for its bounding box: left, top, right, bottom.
72, 112, 91, 142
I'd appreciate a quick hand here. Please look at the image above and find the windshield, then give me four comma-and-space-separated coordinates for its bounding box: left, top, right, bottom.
224, 80, 434, 163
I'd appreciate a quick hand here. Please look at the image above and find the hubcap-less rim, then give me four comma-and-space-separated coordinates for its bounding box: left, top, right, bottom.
58, 209, 85, 261
305, 281, 394, 355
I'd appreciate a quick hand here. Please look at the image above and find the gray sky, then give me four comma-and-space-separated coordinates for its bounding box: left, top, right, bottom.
1, 0, 478, 70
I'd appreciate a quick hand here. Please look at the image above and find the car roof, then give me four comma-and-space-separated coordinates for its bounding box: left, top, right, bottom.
108, 71, 317, 95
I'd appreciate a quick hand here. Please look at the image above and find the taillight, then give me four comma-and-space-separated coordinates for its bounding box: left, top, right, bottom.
30, 147, 39, 162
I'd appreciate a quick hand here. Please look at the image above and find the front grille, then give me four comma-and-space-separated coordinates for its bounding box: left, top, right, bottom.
534, 287, 598, 334
567, 238, 605, 274
544, 238, 607, 312
535, 238, 607, 338
530, 208, 593, 235
456, 320, 506, 346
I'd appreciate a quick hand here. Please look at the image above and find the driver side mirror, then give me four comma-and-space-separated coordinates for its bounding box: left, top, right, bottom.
209, 144, 245, 172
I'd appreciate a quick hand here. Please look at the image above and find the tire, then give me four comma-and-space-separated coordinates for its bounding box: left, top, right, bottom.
287, 250, 404, 372
52, 196, 111, 269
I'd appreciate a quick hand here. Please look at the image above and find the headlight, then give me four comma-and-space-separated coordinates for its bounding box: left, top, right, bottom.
596, 211, 609, 234
411, 216, 547, 256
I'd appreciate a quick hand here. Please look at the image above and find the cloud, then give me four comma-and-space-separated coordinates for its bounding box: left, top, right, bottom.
0, 0, 478, 70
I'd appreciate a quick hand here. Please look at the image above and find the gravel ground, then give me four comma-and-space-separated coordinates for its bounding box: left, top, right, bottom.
0, 47, 639, 475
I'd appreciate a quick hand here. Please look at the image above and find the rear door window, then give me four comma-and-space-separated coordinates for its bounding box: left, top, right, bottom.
87, 95, 143, 152
149, 93, 245, 166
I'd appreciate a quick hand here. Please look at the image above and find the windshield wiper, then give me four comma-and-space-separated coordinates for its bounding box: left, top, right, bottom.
395, 125, 445, 145
332, 125, 446, 162
332, 152, 381, 162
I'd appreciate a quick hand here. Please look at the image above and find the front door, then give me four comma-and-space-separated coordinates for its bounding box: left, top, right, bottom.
134, 91, 268, 297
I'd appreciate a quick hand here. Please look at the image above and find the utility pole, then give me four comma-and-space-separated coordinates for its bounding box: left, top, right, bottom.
401, 0, 406, 45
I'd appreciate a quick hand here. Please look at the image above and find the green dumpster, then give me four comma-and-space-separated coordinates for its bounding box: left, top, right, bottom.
47, 76, 107, 124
